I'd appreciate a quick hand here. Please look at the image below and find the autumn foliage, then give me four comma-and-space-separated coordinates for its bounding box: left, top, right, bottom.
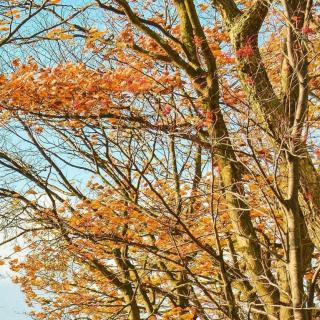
0, 1, 319, 320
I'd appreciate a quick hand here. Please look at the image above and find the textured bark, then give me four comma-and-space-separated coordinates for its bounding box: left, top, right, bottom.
211, 1, 314, 319
225, 0, 319, 253
299, 153, 320, 248
113, 249, 142, 320
122, 285, 141, 320
277, 261, 293, 320
169, 2, 281, 315
285, 158, 307, 320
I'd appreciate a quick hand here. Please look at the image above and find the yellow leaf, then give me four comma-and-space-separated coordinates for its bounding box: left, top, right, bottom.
90, 200, 100, 210
199, 3, 209, 11
13, 245, 22, 252
26, 188, 37, 195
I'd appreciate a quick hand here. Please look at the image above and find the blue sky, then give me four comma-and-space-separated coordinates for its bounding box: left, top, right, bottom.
0, 241, 30, 320
0, 277, 30, 320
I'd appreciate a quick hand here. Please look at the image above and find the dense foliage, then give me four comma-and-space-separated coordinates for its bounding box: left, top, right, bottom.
0, 1, 319, 319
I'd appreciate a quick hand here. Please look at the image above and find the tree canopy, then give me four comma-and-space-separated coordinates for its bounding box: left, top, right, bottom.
0, 0, 319, 319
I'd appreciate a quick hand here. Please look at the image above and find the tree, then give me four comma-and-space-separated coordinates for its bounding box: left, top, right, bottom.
0, 0, 320, 319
